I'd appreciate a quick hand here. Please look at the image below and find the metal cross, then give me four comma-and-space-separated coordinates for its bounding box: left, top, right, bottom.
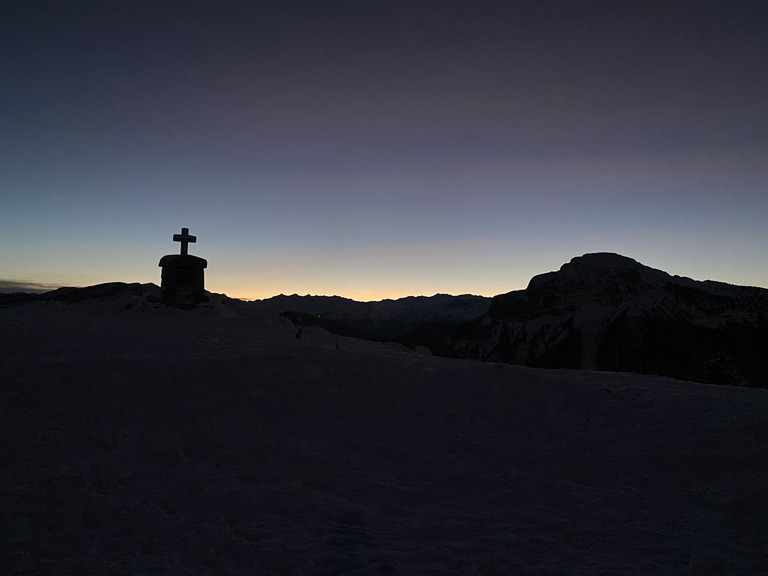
173, 227, 197, 255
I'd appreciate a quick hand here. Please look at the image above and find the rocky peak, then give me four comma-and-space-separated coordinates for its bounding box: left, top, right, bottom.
529, 253, 672, 290
413, 253, 768, 387
522, 253, 676, 309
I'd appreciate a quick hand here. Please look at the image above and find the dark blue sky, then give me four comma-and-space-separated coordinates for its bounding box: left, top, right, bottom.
2, 1, 766, 298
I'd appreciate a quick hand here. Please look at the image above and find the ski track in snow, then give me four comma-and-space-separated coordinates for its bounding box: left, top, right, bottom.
1, 295, 768, 574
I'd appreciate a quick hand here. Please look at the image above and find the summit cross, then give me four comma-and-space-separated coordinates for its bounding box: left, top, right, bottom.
173, 227, 197, 256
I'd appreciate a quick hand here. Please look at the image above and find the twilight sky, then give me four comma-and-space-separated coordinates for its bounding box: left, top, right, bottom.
2, 0, 766, 300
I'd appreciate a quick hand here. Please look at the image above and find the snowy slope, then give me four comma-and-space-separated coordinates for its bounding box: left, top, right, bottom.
2, 290, 768, 574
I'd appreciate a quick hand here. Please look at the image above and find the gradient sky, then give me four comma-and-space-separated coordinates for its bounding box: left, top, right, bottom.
2, 0, 766, 300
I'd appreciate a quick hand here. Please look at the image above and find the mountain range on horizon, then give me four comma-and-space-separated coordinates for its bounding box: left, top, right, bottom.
5, 252, 768, 574
3, 252, 767, 388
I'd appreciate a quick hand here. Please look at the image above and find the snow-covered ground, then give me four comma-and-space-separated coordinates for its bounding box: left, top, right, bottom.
2, 291, 767, 574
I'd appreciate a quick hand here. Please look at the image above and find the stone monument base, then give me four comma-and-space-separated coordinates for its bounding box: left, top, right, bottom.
158, 254, 208, 307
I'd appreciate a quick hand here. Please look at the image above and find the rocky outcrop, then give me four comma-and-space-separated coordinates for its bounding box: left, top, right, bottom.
407, 253, 768, 387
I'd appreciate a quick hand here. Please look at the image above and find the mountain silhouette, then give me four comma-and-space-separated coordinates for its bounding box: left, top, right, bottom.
406, 253, 768, 387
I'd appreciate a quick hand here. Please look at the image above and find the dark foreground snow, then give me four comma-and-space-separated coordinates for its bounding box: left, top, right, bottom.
2, 294, 767, 574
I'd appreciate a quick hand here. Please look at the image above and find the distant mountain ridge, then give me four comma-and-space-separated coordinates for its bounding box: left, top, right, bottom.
0, 282, 155, 308
0, 283, 490, 340
406, 253, 768, 387
247, 293, 491, 340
